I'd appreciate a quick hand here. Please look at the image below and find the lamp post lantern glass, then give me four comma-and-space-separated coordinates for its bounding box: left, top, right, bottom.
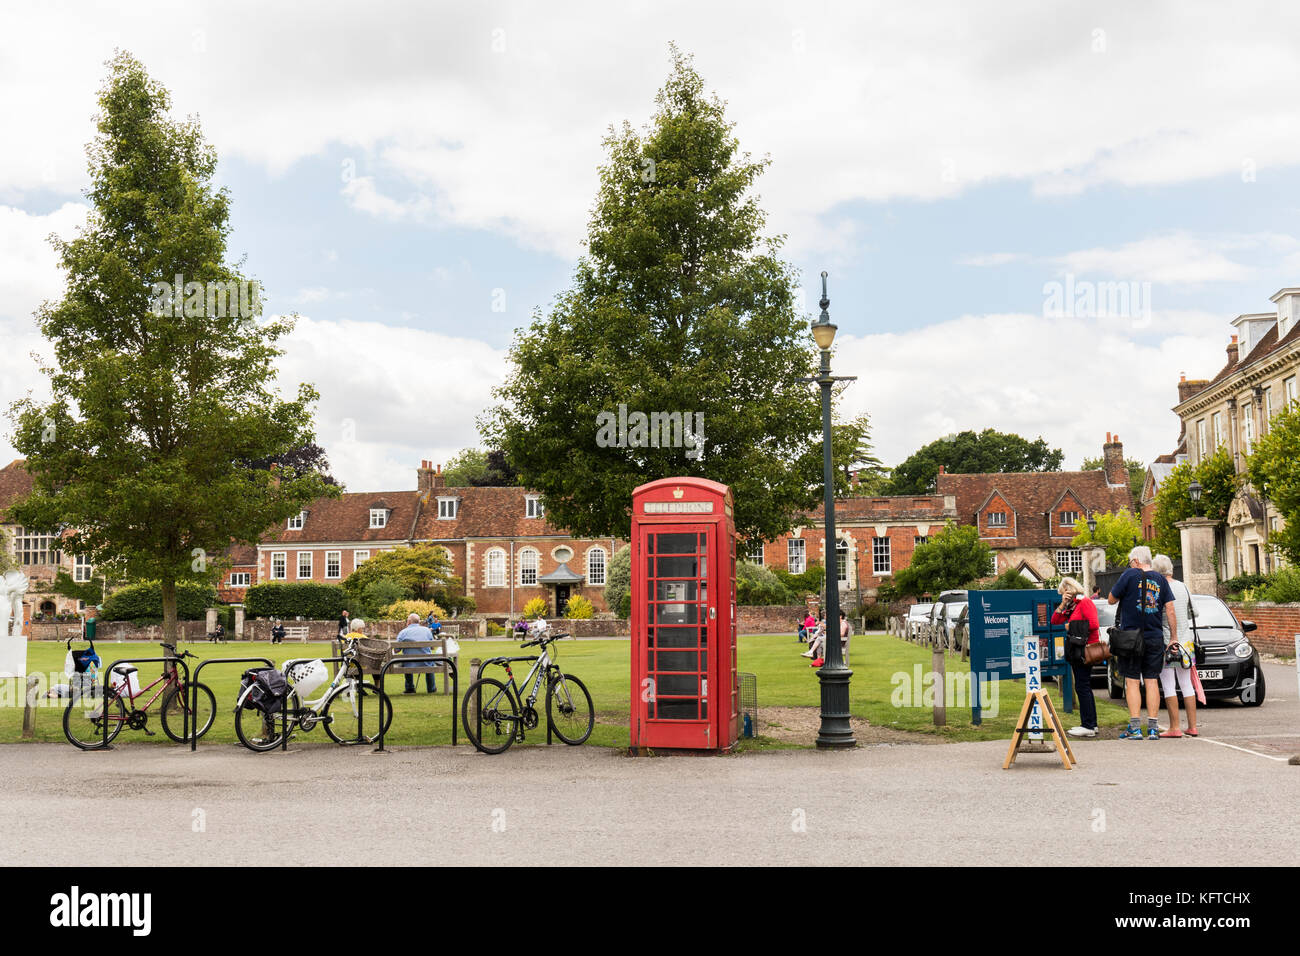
810, 271, 854, 749
1086, 515, 1097, 539
1189, 479, 1202, 517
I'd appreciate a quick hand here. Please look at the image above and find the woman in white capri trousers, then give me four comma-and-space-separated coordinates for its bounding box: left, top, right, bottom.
1152, 554, 1198, 738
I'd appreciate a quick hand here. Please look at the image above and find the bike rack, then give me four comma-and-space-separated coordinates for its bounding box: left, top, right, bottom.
476, 655, 555, 747
372, 654, 459, 753
189, 657, 274, 752
94, 656, 191, 751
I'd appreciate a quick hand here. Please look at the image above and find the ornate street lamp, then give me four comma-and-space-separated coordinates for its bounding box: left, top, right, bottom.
804, 272, 856, 749
1086, 514, 1097, 540
1189, 478, 1202, 518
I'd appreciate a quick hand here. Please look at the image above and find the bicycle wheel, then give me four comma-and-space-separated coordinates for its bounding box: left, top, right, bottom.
234, 688, 295, 752
161, 682, 216, 742
461, 677, 520, 754
546, 673, 594, 746
63, 684, 126, 750
323, 681, 393, 744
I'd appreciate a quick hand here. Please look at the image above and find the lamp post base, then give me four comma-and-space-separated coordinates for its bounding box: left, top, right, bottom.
815, 662, 856, 749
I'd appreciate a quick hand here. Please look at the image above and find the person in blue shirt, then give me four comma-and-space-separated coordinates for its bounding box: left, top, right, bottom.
396, 613, 436, 694
426, 612, 441, 635
1108, 545, 1178, 740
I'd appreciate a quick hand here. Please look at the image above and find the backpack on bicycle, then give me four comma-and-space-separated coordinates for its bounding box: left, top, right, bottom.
239, 667, 289, 715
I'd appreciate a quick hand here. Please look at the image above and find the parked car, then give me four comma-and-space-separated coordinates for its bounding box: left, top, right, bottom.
906, 603, 934, 639
1096, 595, 1265, 706
945, 601, 969, 647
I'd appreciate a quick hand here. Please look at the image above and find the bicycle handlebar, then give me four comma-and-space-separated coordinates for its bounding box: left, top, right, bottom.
520, 633, 570, 649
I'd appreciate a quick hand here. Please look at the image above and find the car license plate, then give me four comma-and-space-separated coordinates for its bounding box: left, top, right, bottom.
1198, 669, 1223, 681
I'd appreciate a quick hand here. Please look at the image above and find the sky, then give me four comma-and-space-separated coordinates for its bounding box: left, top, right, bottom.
3, 0, 1300, 492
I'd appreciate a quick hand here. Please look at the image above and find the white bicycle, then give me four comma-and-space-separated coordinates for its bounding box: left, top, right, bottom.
234, 638, 393, 751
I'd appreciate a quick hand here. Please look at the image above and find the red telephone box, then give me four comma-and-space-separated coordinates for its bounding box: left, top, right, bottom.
630, 477, 738, 751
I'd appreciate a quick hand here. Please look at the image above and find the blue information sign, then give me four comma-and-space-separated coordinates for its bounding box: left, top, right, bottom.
966, 589, 1073, 725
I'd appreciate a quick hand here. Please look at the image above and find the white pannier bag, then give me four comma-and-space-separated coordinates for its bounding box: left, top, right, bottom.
286, 659, 329, 699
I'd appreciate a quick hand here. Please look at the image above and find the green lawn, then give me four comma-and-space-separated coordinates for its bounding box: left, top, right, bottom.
1, 634, 1128, 749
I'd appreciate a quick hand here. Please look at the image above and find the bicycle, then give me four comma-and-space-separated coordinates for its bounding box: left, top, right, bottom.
233, 637, 393, 752
63, 643, 216, 750
461, 628, 594, 754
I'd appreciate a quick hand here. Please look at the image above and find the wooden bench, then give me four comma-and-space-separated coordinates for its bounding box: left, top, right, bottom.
332, 636, 457, 693
285, 625, 310, 643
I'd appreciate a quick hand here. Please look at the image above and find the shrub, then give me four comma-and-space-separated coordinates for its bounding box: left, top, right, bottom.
1261, 566, 1300, 604
859, 603, 891, 630
772, 562, 825, 599
361, 577, 410, 614
100, 580, 218, 623
1223, 572, 1272, 596
244, 582, 347, 619
380, 599, 447, 621
522, 596, 550, 618
564, 595, 595, 619
736, 560, 793, 606
604, 545, 631, 619
486, 621, 507, 636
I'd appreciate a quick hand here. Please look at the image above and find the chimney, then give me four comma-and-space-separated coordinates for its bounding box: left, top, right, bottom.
1177, 373, 1210, 407
417, 460, 444, 499
1102, 433, 1126, 488
1226, 334, 1239, 367
938, 465, 946, 475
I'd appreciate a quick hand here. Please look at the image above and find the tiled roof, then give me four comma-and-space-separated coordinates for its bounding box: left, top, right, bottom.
413, 485, 564, 540
1192, 320, 1300, 398
224, 543, 258, 566
0, 459, 33, 519
938, 470, 1133, 548
800, 495, 955, 525
265, 490, 422, 544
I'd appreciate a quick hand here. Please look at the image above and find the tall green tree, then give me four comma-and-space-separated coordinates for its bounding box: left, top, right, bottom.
7, 53, 334, 642
483, 50, 822, 540
1070, 507, 1144, 569
891, 522, 993, 597
341, 545, 455, 603
1151, 448, 1237, 560
1248, 402, 1300, 564
835, 412, 889, 495
1081, 455, 1145, 504
885, 429, 1064, 496
442, 448, 489, 487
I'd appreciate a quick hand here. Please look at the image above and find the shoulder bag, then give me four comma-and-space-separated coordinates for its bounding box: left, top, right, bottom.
1107, 572, 1146, 658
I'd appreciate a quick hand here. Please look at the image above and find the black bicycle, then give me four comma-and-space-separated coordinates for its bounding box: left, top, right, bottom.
461, 630, 594, 754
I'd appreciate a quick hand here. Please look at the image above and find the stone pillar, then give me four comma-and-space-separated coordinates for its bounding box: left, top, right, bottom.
205, 607, 218, 634
1177, 517, 1219, 594
1080, 544, 1107, 595
233, 605, 245, 640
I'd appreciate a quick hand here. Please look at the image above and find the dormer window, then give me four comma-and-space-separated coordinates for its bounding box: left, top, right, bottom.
369, 508, 387, 529
987, 511, 1007, 527
287, 511, 305, 531
1059, 511, 1078, 528
526, 495, 544, 518
437, 496, 459, 520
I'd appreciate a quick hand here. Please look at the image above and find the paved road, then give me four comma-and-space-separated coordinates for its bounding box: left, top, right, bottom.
3, 659, 1295, 867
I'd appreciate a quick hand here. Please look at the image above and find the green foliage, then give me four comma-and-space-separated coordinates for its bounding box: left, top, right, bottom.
1081, 455, 1146, 504
522, 596, 551, 618
486, 621, 508, 636
859, 603, 891, 630
736, 560, 794, 606
772, 561, 825, 599
564, 594, 596, 619
604, 545, 632, 619
482, 49, 823, 541
50, 569, 108, 607
891, 523, 993, 597
380, 599, 447, 621
835, 413, 889, 496
885, 429, 1064, 496
1248, 401, 1300, 566
244, 582, 346, 619
100, 580, 217, 623
1222, 572, 1271, 597
0, 530, 15, 574
342, 545, 454, 603
984, 568, 1039, 590
7, 54, 335, 641
359, 578, 410, 617
1260, 567, 1300, 604
1069, 508, 1143, 569
1153, 448, 1237, 560
442, 448, 488, 487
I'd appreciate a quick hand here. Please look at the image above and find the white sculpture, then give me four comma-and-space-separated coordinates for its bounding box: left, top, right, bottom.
0, 570, 29, 638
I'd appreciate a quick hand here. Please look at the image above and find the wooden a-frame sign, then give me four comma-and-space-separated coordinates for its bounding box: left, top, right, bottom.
1002, 689, 1077, 770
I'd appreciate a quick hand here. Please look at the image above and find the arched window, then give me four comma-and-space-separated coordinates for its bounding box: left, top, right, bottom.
519, 548, 539, 586
836, 539, 849, 583
587, 547, 607, 586
485, 548, 506, 587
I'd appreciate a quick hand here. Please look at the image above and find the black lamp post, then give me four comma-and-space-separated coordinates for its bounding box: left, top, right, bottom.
1086, 514, 1097, 540
1189, 478, 1202, 518
807, 272, 856, 749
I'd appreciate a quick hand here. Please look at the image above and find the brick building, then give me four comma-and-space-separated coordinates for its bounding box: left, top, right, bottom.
0, 458, 90, 618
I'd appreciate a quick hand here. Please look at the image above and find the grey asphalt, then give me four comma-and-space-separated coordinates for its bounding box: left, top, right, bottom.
3, 659, 1296, 867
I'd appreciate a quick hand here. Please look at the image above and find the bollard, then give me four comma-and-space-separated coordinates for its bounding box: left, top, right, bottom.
932, 630, 947, 727
21, 674, 39, 738
467, 658, 481, 728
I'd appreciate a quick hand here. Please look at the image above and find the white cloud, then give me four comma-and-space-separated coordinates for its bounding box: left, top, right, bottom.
341, 177, 434, 224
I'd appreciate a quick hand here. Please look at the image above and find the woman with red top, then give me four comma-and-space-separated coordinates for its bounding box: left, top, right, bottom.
1052, 576, 1100, 738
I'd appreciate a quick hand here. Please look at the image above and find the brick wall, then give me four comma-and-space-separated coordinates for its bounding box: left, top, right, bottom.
736, 605, 808, 635
1227, 601, 1300, 657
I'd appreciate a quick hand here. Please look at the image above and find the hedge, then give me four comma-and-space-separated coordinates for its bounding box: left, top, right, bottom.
245, 582, 347, 619
100, 580, 219, 623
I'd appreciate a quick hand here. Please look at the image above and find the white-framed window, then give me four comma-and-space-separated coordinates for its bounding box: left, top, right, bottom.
228, 572, 251, 587
1285, 375, 1297, 405
287, 511, 305, 530
354, 549, 370, 566
15, 527, 60, 566
587, 547, 607, 586
297, 551, 313, 579
989, 552, 999, 575
748, 541, 764, 565
518, 547, 539, 586
987, 511, 1007, 528
1265, 387, 1274, 425
1242, 407, 1254, 454
325, 551, 341, 579
270, 552, 286, 580
1197, 418, 1207, 458
369, 508, 387, 529
1059, 510, 1079, 529
872, 537, 891, 575
73, 553, 93, 583
485, 548, 506, 587
1212, 411, 1224, 449
437, 497, 458, 520
836, 539, 849, 583
1056, 548, 1083, 575
914, 536, 929, 548
526, 496, 544, 518
787, 538, 806, 574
